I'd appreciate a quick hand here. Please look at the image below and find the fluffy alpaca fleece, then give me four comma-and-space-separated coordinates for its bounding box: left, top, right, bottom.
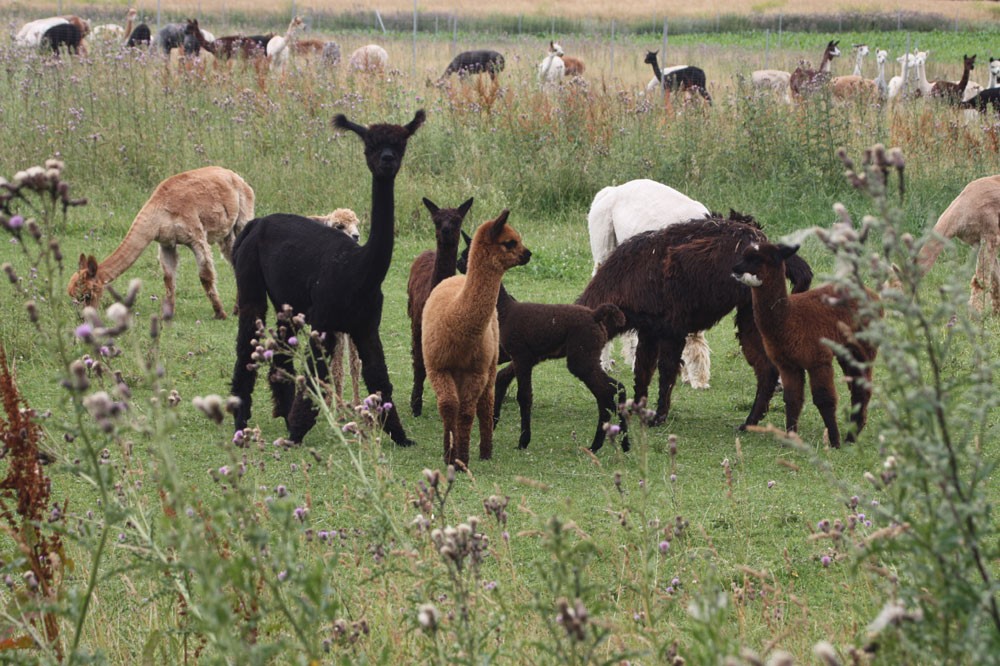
16, 18, 69, 47
41, 23, 83, 56
538, 42, 565, 84
441, 50, 505, 79
790, 40, 841, 96
350, 44, 388, 72
67, 167, 255, 319
422, 211, 531, 467
733, 242, 880, 448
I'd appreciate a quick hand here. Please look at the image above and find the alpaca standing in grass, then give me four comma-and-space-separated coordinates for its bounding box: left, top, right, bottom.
790, 40, 841, 96
407, 197, 474, 417
91, 8, 136, 42
644, 50, 711, 103
538, 42, 565, 84
183, 19, 217, 57
230, 110, 424, 447
41, 23, 83, 56
577, 212, 813, 428
422, 211, 531, 467
751, 69, 792, 103
931, 54, 976, 103
733, 242, 879, 448
587, 179, 713, 388
153, 23, 187, 55
267, 17, 304, 71
16, 18, 68, 47
831, 46, 877, 100
127, 22, 152, 48
67, 167, 254, 319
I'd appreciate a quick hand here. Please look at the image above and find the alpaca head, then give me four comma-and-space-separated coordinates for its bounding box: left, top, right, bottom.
826, 40, 841, 59
876, 48, 888, 66
853, 44, 869, 57
549, 41, 564, 57
126, 8, 138, 20
644, 50, 659, 66
288, 16, 305, 34
334, 109, 426, 179
470, 210, 531, 272
422, 196, 473, 249
964, 54, 976, 72
310, 208, 362, 241
183, 19, 200, 36
67, 254, 104, 307
991, 56, 1000, 79
731, 243, 799, 288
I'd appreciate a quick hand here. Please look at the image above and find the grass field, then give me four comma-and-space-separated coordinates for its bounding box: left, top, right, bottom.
0, 18, 999, 665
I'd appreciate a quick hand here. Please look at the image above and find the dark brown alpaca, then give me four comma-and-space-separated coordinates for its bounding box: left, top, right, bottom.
562, 55, 585, 77
183, 19, 216, 56
407, 196, 474, 417
576, 212, 814, 428
931, 54, 976, 103
790, 40, 841, 96
213, 34, 272, 60
732, 242, 879, 448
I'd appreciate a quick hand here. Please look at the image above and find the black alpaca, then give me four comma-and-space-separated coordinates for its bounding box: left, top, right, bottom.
41, 23, 82, 56
127, 24, 151, 48
577, 212, 813, 428
407, 196, 474, 417
457, 235, 629, 452
644, 50, 711, 104
153, 23, 186, 54
230, 110, 426, 446
183, 19, 214, 56
963, 87, 1000, 114
441, 50, 505, 79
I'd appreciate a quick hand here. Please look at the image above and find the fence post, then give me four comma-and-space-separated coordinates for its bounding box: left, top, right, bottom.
662, 19, 668, 65
902, 32, 911, 96
765, 28, 770, 69
292, 0, 296, 20
897, 10, 902, 30
157, 0, 161, 32
777, 10, 782, 49
197, 0, 201, 23
716, 11, 720, 33
452, 10, 457, 57
412, 0, 418, 81
518, 13, 522, 34
435, 15, 438, 35
955, 10, 959, 32
551, 17, 555, 38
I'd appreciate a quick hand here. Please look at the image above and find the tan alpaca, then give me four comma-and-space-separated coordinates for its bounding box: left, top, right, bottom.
422, 211, 532, 468
831, 75, 877, 99
917, 175, 1000, 313
308, 209, 363, 408
67, 167, 254, 319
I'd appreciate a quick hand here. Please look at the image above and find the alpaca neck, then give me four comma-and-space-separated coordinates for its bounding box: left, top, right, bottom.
750, 269, 791, 341
820, 51, 835, 74
96, 209, 159, 283
852, 52, 864, 77
495, 282, 516, 325
124, 15, 133, 41
957, 63, 971, 91
431, 243, 459, 287
197, 29, 215, 54
875, 59, 887, 93
457, 243, 506, 333
649, 58, 663, 82
360, 174, 396, 286
916, 60, 931, 92
990, 70, 998, 89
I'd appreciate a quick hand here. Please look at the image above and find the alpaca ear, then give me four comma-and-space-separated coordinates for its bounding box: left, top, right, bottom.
334, 114, 366, 138
489, 210, 511, 241
776, 244, 800, 261
86, 255, 99, 277
422, 197, 439, 215
457, 197, 474, 217
461, 230, 472, 246
78, 253, 88, 271
405, 109, 426, 136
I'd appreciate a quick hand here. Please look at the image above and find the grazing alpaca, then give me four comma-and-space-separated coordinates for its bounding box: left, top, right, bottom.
562, 54, 585, 77
153, 24, 186, 55
183, 19, 216, 56
349, 44, 389, 72
61, 15, 91, 39
16, 18, 69, 47
931, 54, 976, 103
230, 110, 425, 447
41, 23, 83, 56
577, 212, 814, 427
308, 209, 364, 408
407, 197, 475, 417
455, 236, 628, 452
127, 23, 152, 48
587, 179, 713, 388
913, 176, 1000, 313
321, 41, 342, 65
538, 42, 565, 84
441, 50, 505, 79
91, 8, 135, 42
212, 34, 272, 60
645, 50, 711, 103
266, 16, 304, 70
733, 243, 879, 448
790, 40, 841, 96
67, 167, 254, 319
751, 69, 792, 103
964, 86, 1000, 114
422, 211, 532, 467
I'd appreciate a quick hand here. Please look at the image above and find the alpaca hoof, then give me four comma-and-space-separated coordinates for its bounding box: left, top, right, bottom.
518, 434, 531, 449
411, 403, 422, 417
650, 412, 668, 427
737, 423, 749, 431
620, 436, 631, 452
395, 437, 417, 447
214, 311, 227, 320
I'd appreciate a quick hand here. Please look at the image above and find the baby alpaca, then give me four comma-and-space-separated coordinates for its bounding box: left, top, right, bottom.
422, 211, 531, 468
733, 243, 879, 448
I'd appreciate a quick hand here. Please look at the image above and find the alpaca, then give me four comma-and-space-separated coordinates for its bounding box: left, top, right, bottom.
321, 41, 342, 65
292, 39, 326, 57
407, 197, 475, 417
266, 16, 304, 70
183, 19, 216, 56
16, 18, 69, 47
964, 87, 1000, 114
931, 54, 976, 103
349, 44, 389, 72
153, 23, 187, 55
539, 42, 565, 84
830, 74, 877, 100
913, 176, 1000, 313
587, 179, 713, 388
850, 44, 869, 77
212, 34, 272, 60
308, 209, 364, 409
987, 57, 1000, 89
230, 110, 425, 447
441, 50, 505, 79
644, 50, 711, 103
91, 8, 136, 43
41, 23, 83, 56
562, 54, 585, 77
888, 52, 919, 99
422, 211, 532, 467
577, 212, 814, 427
455, 235, 628, 452
912, 50, 934, 97
127, 23, 152, 48
733, 243, 879, 448
647, 64, 691, 93
61, 15, 91, 38
873, 48, 889, 98
789, 40, 841, 96
67, 167, 254, 319
751, 69, 792, 103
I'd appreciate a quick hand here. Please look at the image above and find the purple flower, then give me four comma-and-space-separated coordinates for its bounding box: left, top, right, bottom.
294, 506, 307, 521
864, 520, 872, 527
232, 430, 245, 444
75, 323, 93, 339
263, 349, 273, 360
671, 578, 680, 586
857, 513, 865, 521
100, 346, 110, 357
276, 484, 288, 498
502, 531, 510, 541
669, 474, 677, 482
287, 336, 298, 346
871, 500, 879, 506
218, 466, 230, 476
8, 215, 23, 229
278, 570, 288, 582
658, 541, 670, 553
665, 586, 674, 594
608, 424, 621, 434
767, 480, 775, 488
821, 556, 831, 567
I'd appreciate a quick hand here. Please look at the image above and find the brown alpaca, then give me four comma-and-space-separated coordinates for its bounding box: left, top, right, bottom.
422, 211, 531, 467
931, 54, 976, 103
733, 243, 879, 448
915, 175, 1000, 312
61, 15, 91, 38
292, 39, 325, 56
830, 75, 877, 100
67, 167, 254, 319
562, 55, 585, 77
790, 40, 841, 97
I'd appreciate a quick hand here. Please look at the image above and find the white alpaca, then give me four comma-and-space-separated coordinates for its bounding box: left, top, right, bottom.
349, 44, 389, 72
873, 48, 889, 98
913, 50, 933, 96
888, 52, 919, 99
751, 69, 792, 103
307, 209, 364, 408
587, 179, 713, 389
988, 57, 1000, 89
539, 41, 565, 84
851, 44, 870, 77
16, 17, 69, 47
90, 7, 137, 42
266, 16, 304, 71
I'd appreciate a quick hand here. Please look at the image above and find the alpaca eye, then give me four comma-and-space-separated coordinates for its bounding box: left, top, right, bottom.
503, 241, 517, 250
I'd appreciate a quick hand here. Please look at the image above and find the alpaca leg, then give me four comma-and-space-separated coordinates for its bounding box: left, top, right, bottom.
807, 364, 840, 448
838, 347, 875, 442
632, 330, 659, 406
427, 369, 460, 465
231, 306, 266, 434
286, 337, 330, 443
354, 330, 415, 447
780, 367, 806, 436
329, 333, 347, 410
158, 244, 179, 318
348, 339, 362, 407
599, 341, 613, 372
190, 238, 227, 320
984, 234, 1000, 313
568, 352, 628, 453
268, 337, 297, 420
736, 305, 780, 428
512, 362, 535, 450
493, 363, 516, 429
476, 366, 496, 460
652, 335, 685, 425
621, 331, 639, 370
680, 331, 712, 389
969, 241, 990, 313
410, 319, 426, 417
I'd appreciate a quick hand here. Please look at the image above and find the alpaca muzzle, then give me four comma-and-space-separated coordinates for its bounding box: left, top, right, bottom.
732, 272, 762, 287
518, 249, 532, 266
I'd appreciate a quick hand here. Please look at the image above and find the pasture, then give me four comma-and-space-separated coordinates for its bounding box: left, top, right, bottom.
0, 11, 999, 664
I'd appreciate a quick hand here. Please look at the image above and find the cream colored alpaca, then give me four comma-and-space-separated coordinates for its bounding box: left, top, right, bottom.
751, 69, 792, 103
67, 167, 254, 319
422, 211, 532, 468
308, 209, 363, 409
266, 16, 304, 71
91, 9, 135, 41
916, 176, 1000, 313
349, 44, 388, 72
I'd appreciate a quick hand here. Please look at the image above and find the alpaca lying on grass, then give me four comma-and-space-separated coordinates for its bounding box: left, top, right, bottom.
67, 167, 255, 319
733, 242, 879, 448
407, 197, 474, 417
350, 44, 389, 72
422, 211, 531, 467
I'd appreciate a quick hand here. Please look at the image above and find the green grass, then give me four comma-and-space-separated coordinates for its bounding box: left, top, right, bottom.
0, 26, 998, 663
